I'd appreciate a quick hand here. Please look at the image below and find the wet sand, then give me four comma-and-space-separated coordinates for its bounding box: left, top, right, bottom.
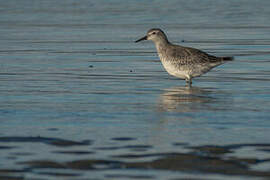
2, 136, 270, 179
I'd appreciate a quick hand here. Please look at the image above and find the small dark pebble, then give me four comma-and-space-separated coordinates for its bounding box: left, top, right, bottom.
129, 70, 133, 72
89, 65, 94, 68
181, 40, 185, 42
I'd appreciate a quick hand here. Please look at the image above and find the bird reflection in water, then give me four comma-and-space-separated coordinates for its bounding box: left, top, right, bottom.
158, 86, 214, 113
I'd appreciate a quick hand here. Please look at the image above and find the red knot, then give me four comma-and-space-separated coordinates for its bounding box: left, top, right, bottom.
135, 28, 233, 86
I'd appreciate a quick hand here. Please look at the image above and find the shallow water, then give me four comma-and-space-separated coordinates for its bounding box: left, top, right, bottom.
1, 0, 270, 179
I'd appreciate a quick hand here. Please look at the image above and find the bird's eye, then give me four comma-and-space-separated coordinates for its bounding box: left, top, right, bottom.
152, 32, 156, 35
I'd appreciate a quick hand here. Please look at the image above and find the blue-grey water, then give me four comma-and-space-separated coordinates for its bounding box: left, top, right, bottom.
1, 0, 270, 179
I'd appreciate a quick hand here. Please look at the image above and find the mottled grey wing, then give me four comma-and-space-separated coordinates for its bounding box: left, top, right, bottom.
169, 45, 221, 65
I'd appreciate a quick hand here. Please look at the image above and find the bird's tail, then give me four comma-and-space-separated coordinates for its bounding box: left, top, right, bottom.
221, 56, 234, 61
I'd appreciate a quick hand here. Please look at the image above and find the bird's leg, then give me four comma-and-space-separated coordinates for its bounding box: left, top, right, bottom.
185, 78, 192, 87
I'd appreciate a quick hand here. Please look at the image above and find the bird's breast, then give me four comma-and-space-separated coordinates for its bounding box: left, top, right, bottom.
158, 53, 189, 79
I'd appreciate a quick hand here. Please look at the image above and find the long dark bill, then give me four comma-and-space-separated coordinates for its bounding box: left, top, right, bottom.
135, 36, 147, 43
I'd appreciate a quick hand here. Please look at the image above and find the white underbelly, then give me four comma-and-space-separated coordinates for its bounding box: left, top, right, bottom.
160, 60, 188, 79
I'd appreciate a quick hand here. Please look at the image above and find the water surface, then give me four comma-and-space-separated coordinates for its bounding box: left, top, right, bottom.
1, 0, 270, 179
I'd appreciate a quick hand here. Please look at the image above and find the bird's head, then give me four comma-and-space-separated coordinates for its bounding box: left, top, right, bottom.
135, 28, 168, 43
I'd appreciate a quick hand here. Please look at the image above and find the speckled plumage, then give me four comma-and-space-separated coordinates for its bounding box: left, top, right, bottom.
135, 28, 233, 85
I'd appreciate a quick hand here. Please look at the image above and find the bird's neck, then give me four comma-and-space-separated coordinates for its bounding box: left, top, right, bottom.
155, 39, 170, 53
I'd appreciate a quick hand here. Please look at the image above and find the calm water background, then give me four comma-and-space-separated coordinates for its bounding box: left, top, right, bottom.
1, 0, 270, 179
